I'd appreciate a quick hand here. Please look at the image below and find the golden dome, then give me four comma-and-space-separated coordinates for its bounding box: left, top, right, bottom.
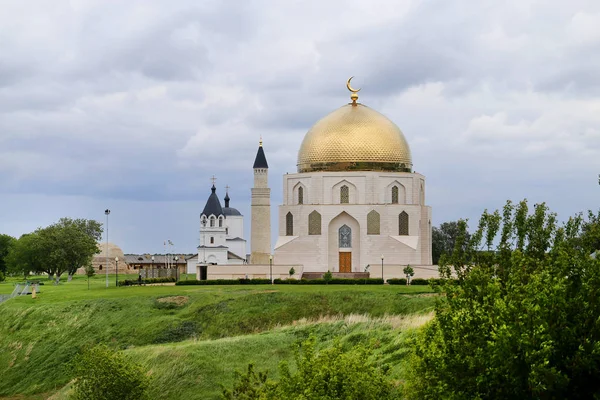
297, 101, 412, 173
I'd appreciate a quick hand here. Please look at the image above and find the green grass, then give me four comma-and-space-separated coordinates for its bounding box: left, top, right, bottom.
0, 274, 435, 399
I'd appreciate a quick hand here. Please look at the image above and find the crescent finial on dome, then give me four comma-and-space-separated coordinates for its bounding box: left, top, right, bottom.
346, 76, 360, 105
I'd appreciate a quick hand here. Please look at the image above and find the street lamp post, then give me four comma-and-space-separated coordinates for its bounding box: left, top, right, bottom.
174, 256, 179, 281
115, 257, 119, 287
269, 255, 273, 284
151, 256, 154, 280
104, 209, 110, 288
381, 255, 384, 284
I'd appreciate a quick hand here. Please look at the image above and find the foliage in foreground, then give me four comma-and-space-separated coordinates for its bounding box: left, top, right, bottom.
406, 201, 600, 399
70, 344, 150, 400
222, 337, 399, 400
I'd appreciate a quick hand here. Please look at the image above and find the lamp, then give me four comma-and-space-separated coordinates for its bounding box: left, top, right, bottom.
381, 255, 384, 284
104, 209, 110, 288
174, 256, 179, 281
151, 255, 155, 280
269, 255, 273, 284
115, 256, 119, 287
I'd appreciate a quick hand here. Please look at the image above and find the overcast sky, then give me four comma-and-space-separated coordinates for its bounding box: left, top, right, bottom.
1, 0, 599, 255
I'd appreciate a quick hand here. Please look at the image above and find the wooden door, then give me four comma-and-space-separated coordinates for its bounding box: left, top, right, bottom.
339, 252, 351, 273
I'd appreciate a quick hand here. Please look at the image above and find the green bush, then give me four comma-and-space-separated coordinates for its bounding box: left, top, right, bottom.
177, 278, 385, 286
176, 278, 272, 286
0, 271, 4, 282
409, 278, 429, 285
387, 278, 407, 285
222, 337, 398, 399
70, 344, 150, 400
119, 277, 176, 286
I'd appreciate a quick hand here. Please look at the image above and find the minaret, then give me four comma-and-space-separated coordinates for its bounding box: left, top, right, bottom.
250, 138, 271, 264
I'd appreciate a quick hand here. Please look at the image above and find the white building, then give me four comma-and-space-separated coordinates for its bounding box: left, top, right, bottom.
188, 185, 247, 273
273, 84, 432, 273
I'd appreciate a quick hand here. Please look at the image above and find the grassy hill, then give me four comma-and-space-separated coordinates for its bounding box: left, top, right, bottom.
0, 275, 435, 399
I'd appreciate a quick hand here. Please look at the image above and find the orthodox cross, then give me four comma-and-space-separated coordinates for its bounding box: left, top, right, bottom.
211, 175, 217, 186
225, 185, 230, 193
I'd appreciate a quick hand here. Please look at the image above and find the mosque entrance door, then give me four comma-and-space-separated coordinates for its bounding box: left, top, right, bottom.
339, 252, 351, 273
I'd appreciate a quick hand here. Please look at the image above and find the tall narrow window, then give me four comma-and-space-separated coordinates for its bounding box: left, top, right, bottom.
298, 187, 304, 205
219, 217, 223, 227
340, 185, 349, 204
391, 186, 399, 204
286, 212, 294, 236
210, 237, 214, 244
367, 210, 380, 235
399, 211, 409, 235
339, 225, 352, 248
210, 217, 215, 227
308, 211, 321, 235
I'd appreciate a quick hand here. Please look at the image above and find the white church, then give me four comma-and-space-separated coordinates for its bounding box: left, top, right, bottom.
189, 80, 434, 280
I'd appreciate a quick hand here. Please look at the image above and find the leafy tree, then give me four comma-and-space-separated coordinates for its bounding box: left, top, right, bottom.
322, 270, 333, 283
223, 337, 398, 399
5, 232, 45, 278
405, 200, 600, 399
85, 264, 95, 290
0, 234, 15, 276
403, 265, 414, 284
432, 221, 471, 265
6, 218, 102, 283
288, 267, 295, 277
70, 344, 150, 400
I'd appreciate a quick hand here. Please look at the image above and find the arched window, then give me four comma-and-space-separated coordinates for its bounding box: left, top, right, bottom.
210, 216, 215, 227
201, 216, 207, 227
367, 210, 380, 235
210, 237, 214, 244
99, 265, 103, 271
399, 211, 409, 235
298, 186, 304, 205
340, 185, 349, 204
391, 186, 399, 204
308, 211, 321, 235
218, 217, 223, 227
339, 225, 352, 248
286, 212, 293, 236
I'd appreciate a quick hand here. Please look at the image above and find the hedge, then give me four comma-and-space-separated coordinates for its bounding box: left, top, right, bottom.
176, 278, 385, 286
118, 277, 176, 286
387, 278, 408, 285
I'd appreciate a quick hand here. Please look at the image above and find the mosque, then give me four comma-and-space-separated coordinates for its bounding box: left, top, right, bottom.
193, 79, 433, 279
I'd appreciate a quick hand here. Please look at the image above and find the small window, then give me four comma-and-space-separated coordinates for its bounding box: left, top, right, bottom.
340, 185, 349, 204
201, 218, 207, 227
399, 212, 409, 235
210, 217, 215, 227
367, 210, 380, 235
219, 218, 223, 227
210, 237, 214, 244
226, 228, 229, 235
308, 211, 321, 235
391, 186, 399, 204
99, 265, 103, 271
298, 186, 304, 205
286, 212, 293, 236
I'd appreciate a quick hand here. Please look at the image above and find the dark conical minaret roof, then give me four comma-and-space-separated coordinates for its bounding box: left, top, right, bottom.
253, 140, 269, 169
201, 185, 224, 217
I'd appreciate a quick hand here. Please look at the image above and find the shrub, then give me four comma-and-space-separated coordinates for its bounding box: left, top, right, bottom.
322, 270, 333, 283
70, 344, 150, 400
0, 271, 4, 282
387, 278, 407, 285
119, 277, 176, 286
288, 267, 295, 276
409, 278, 429, 285
222, 337, 398, 399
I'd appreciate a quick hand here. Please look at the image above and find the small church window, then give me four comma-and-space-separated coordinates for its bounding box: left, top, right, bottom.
219, 217, 223, 227
201, 218, 207, 227
210, 237, 214, 244
210, 217, 215, 227
99, 265, 102, 271
367, 210, 380, 235
399, 211, 409, 235
339, 225, 351, 248
391, 186, 399, 204
340, 185, 349, 204
226, 228, 228, 235
298, 186, 304, 205
308, 211, 321, 235
286, 212, 293, 236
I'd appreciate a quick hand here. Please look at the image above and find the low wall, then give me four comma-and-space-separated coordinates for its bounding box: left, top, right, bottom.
365, 264, 440, 280
204, 264, 303, 280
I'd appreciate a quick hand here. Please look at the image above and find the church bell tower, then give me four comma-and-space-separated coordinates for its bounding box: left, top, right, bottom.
250, 139, 271, 264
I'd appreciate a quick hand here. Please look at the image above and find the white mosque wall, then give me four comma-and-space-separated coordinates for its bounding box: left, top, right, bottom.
226, 215, 244, 240
226, 239, 247, 261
